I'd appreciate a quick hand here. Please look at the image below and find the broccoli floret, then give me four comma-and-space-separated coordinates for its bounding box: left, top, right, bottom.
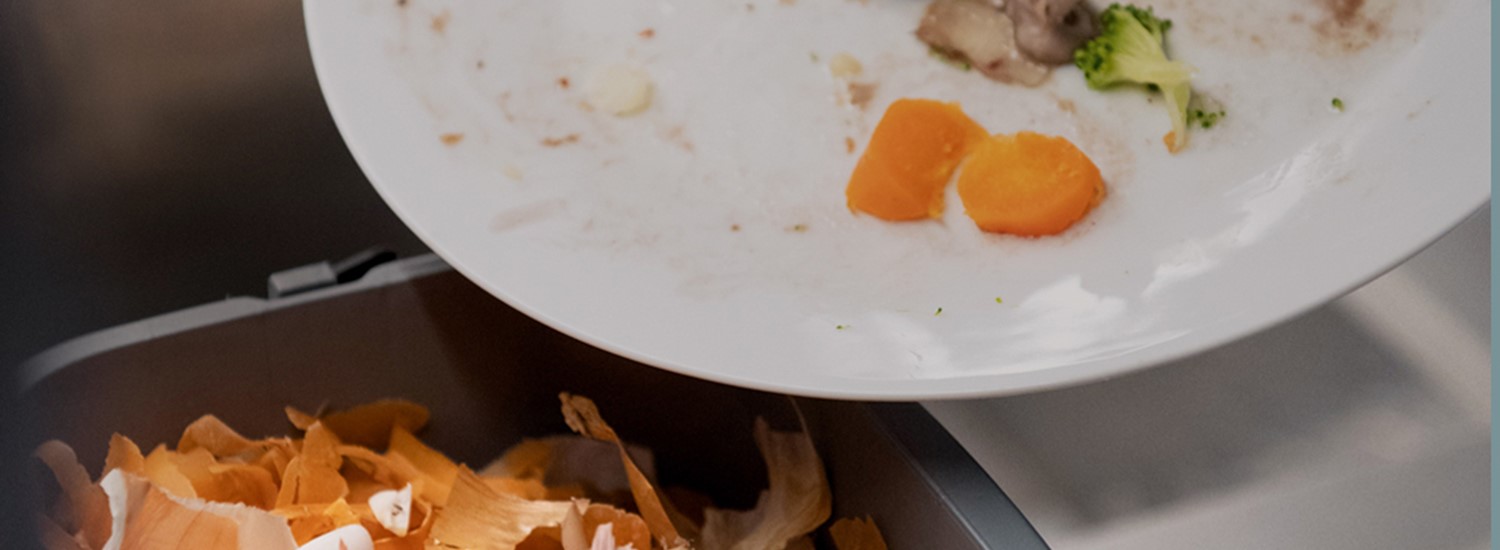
1188, 107, 1225, 129
1074, 4, 1197, 152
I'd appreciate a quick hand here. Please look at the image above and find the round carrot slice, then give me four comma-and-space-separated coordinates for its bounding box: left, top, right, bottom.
845, 99, 989, 220
957, 132, 1104, 237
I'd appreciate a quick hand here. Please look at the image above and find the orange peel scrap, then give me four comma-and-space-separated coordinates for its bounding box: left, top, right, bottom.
275, 422, 349, 508
104, 434, 147, 477
699, 418, 832, 550
34, 440, 112, 549
386, 425, 458, 505
559, 393, 687, 549
177, 415, 262, 458
34, 394, 891, 550
36, 513, 86, 550
519, 502, 654, 550
120, 488, 240, 549
143, 444, 197, 499
427, 467, 575, 550
482, 476, 550, 501
830, 516, 889, 550
285, 399, 430, 450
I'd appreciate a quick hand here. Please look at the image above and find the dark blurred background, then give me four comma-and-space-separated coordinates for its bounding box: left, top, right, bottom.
0, 1, 427, 544
0, 1, 428, 370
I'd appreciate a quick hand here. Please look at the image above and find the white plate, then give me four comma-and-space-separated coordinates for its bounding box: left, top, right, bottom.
305, 0, 1489, 400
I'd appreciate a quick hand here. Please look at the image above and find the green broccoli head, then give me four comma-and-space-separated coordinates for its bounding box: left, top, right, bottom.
1073, 4, 1197, 152
1121, 4, 1171, 43
1074, 4, 1189, 89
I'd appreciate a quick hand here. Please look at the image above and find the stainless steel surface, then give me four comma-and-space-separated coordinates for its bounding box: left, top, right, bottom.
928, 208, 1491, 550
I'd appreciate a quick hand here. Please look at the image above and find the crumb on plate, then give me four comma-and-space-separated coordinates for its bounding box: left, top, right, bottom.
586, 65, 654, 116
541, 134, 580, 147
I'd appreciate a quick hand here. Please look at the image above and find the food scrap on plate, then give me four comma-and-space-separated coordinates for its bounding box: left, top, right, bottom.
841, 2, 1236, 235
1072, 4, 1201, 152
844, 98, 988, 221
33, 395, 889, 550
846, 99, 1104, 237
957, 131, 1104, 236
916, 1, 1217, 152
586, 65, 654, 117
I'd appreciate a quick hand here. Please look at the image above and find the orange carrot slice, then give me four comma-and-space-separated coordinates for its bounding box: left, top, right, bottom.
957, 132, 1104, 236
845, 99, 989, 220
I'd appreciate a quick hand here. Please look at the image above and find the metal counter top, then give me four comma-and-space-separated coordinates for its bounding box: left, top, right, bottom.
928, 209, 1490, 550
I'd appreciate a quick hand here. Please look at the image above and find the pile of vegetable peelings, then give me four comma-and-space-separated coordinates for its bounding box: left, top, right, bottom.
33, 395, 887, 550
848, 3, 1222, 237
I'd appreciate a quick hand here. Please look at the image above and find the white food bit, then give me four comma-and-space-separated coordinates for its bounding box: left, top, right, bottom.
297, 524, 373, 550
367, 484, 413, 537
502, 164, 523, 181
828, 53, 863, 78
587, 65, 654, 116
100, 469, 150, 550
590, 522, 618, 550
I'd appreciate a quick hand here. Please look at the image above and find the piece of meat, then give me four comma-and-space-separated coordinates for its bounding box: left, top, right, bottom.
1006, 0, 1100, 65
916, 0, 1051, 86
